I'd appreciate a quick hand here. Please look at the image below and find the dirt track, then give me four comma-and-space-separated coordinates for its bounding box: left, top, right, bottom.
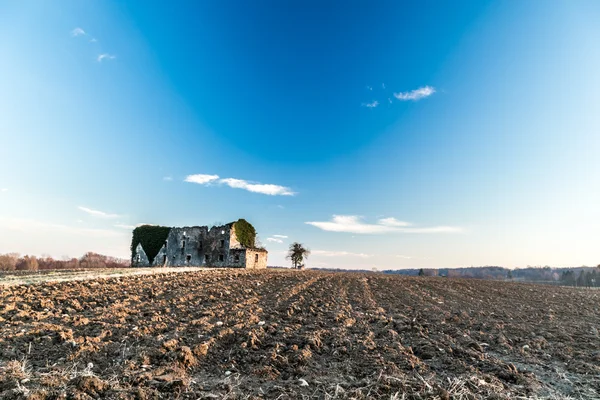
1, 269, 599, 399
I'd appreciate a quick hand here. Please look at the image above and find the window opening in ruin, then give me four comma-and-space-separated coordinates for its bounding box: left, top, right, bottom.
234, 254, 240, 263
186, 255, 191, 263
219, 254, 224, 262
205, 254, 210, 262
255, 254, 259, 262
163, 255, 167, 264
136, 254, 140, 262
220, 239, 225, 248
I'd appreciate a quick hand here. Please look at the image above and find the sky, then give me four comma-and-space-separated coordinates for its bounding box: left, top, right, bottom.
1, 0, 600, 269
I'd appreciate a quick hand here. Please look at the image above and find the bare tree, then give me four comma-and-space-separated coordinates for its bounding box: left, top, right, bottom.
16, 255, 39, 271
0, 253, 19, 271
286, 242, 310, 269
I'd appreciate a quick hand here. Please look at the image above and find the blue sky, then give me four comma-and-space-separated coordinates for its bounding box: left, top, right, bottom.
1, 1, 600, 269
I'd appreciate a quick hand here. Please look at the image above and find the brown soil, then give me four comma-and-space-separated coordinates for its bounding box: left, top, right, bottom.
1, 269, 599, 399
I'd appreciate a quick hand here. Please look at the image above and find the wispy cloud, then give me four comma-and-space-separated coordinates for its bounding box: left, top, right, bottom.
0, 217, 123, 238
266, 234, 288, 243
394, 86, 436, 101
396, 255, 413, 259
185, 174, 295, 196
1, 188, 7, 192
382, 83, 386, 89
313, 250, 372, 258
220, 178, 295, 196
366, 86, 373, 91
163, 176, 173, 181
362, 100, 379, 108
89, 38, 97, 43
97, 53, 116, 62
185, 174, 220, 184
78, 206, 120, 219
378, 217, 410, 227
306, 215, 462, 234
71, 27, 86, 37
114, 224, 136, 230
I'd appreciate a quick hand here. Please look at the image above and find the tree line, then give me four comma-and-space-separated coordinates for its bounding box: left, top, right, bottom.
0, 252, 130, 272
387, 265, 600, 287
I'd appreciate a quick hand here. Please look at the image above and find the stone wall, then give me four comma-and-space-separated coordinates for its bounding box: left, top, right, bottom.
150, 223, 248, 268
137, 222, 267, 268
244, 249, 268, 269
133, 243, 150, 267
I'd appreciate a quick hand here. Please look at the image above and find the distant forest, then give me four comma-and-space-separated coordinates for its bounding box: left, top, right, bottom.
308, 265, 600, 288
0, 252, 129, 272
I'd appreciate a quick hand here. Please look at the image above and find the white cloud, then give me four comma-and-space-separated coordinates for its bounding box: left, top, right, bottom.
220, 178, 295, 196
367, 86, 373, 91
362, 100, 379, 108
97, 53, 116, 62
266, 234, 288, 243
71, 27, 86, 37
396, 255, 413, 259
184, 174, 220, 184
306, 215, 462, 234
378, 217, 411, 227
382, 83, 386, 89
114, 224, 136, 230
78, 206, 120, 219
394, 86, 436, 101
277, 205, 285, 209
1, 188, 7, 192
89, 38, 97, 43
185, 174, 295, 196
163, 176, 173, 181
313, 250, 372, 258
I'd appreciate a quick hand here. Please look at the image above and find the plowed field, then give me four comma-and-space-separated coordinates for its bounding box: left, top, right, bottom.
1, 270, 599, 399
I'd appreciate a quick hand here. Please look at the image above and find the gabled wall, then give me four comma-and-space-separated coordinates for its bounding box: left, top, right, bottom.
133, 243, 150, 267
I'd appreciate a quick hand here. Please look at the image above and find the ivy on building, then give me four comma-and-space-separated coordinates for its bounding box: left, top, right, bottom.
130, 225, 171, 264
233, 219, 256, 248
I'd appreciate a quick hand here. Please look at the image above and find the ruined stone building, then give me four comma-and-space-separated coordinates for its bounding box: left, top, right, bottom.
131, 220, 267, 269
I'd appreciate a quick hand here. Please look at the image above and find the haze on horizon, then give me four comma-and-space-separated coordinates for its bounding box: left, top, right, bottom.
1, 1, 599, 270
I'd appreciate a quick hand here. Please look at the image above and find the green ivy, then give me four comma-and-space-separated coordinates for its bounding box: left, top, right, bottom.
130, 225, 171, 264
233, 219, 256, 248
